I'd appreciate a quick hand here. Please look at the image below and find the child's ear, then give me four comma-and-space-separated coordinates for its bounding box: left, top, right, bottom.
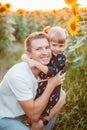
65, 42, 67, 49
65, 30, 68, 39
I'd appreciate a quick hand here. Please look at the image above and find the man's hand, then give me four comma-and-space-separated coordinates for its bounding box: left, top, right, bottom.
31, 119, 45, 130
48, 71, 65, 88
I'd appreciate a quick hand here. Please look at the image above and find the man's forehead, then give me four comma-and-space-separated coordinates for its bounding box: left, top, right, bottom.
33, 38, 48, 41
32, 38, 49, 45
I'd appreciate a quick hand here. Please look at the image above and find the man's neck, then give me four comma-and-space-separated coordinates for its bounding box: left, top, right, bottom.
31, 67, 40, 79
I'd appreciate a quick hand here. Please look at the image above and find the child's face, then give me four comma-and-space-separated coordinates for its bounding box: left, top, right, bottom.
50, 41, 66, 56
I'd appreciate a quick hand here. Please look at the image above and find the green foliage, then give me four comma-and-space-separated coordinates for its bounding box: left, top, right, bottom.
53, 66, 87, 130
66, 35, 87, 68
7, 49, 24, 69
65, 14, 87, 68
13, 14, 29, 42
0, 13, 16, 51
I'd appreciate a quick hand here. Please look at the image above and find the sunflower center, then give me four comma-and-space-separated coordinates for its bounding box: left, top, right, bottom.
71, 22, 76, 31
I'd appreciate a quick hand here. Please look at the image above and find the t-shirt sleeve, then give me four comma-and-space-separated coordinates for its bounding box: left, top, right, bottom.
6, 73, 34, 101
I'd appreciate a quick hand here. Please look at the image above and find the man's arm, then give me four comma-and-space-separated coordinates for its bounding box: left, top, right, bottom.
30, 120, 45, 130
31, 90, 66, 130
19, 83, 55, 121
19, 72, 64, 122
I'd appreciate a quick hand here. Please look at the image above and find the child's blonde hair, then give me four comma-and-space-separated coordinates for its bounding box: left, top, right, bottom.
43, 26, 68, 44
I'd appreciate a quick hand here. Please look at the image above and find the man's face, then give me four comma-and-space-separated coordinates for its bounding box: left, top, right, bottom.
50, 41, 66, 56
29, 38, 52, 65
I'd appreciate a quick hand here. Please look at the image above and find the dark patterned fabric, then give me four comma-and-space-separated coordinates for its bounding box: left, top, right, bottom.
35, 52, 66, 116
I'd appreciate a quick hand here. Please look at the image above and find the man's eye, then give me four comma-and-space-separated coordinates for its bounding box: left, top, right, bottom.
36, 48, 41, 51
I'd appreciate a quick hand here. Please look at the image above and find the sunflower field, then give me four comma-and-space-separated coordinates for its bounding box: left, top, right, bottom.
0, 0, 87, 130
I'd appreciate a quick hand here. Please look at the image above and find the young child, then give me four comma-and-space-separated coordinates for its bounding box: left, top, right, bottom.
22, 26, 68, 117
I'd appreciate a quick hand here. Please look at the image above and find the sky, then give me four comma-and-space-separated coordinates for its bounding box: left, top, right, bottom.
0, 0, 87, 11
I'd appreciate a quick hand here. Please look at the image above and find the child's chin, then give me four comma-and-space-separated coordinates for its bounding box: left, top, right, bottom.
53, 53, 58, 56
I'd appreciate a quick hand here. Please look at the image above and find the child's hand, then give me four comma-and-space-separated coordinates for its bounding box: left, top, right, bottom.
27, 58, 38, 67
21, 54, 29, 62
21, 53, 39, 67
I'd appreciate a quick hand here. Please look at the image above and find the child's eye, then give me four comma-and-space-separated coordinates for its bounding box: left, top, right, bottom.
52, 44, 57, 47
59, 45, 63, 47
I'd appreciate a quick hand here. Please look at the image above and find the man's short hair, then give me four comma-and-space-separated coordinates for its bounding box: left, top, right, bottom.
25, 32, 49, 52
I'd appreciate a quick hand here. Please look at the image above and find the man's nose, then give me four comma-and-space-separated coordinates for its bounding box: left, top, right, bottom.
42, 48, 48, 54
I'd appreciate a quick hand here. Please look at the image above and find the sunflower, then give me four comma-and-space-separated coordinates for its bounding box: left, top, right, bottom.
67, 16, 78, 36
4, 3, 11, 9
0, 2, 2, 7
71, 3, 80, 15
31, 11, 36, 18
0, 6, 6, 14
41, 20, 47, 26
51, 10, 57, 16
43, 11, 49, 16
17, 9, 25, 15
64, 0, 77, 6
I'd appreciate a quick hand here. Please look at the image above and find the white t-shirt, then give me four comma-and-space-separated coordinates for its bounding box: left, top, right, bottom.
0, 62, 38, 119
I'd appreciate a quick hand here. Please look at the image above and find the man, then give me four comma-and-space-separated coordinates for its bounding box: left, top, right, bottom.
0, 32, 65, 130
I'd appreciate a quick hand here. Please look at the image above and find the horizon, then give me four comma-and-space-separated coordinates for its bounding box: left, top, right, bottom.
0, 0, 87, 11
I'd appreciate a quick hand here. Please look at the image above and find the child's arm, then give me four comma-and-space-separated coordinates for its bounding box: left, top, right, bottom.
21, 53, 48, 74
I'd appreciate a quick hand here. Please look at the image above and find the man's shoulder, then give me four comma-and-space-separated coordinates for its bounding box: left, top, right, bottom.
5, 62, 33, 84
10, 62, 28, 71
6, 62, 30, 77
